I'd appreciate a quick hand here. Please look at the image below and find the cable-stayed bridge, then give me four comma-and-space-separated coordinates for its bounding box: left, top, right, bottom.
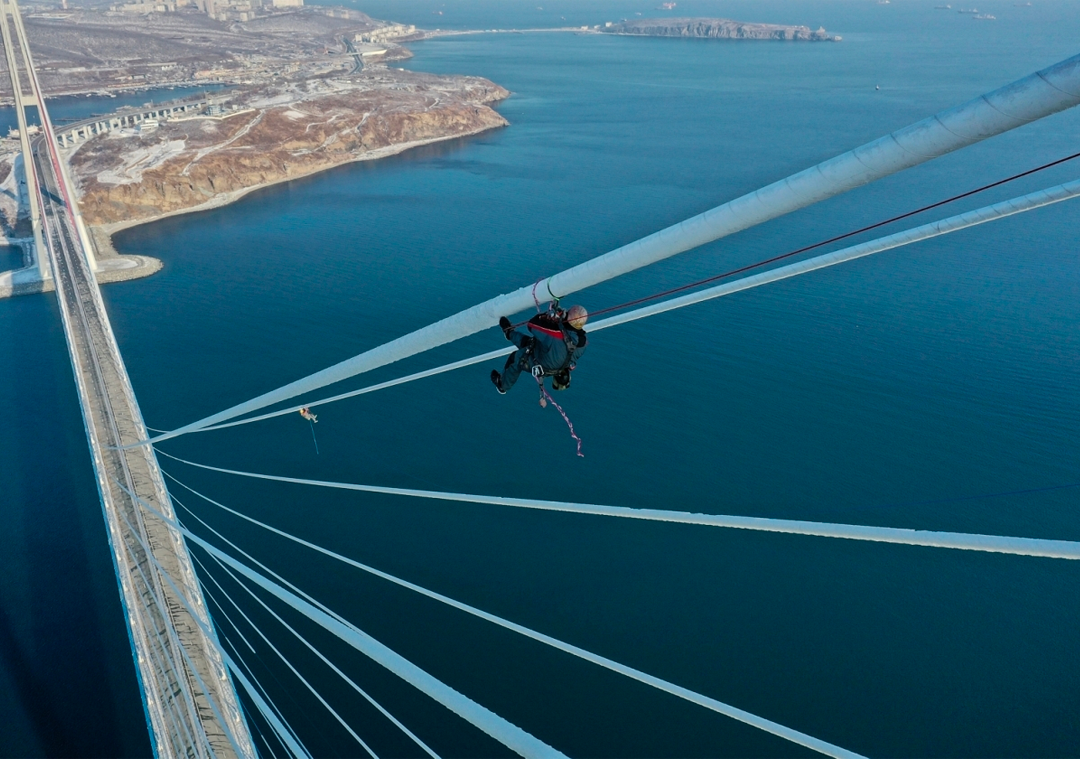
1, 0, 253, 755
6, 2, 1080, 753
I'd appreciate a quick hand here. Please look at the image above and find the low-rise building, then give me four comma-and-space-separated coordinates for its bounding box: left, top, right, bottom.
356, 24, 416, 43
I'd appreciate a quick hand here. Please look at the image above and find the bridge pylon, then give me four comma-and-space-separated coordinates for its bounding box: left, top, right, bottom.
0, 0, 48, 280
0, 0, 97, 275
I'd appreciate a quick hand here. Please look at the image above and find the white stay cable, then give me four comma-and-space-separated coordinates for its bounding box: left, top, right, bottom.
138, 53, 1080, 445
179, 497, 442, 759
109, 497, 268, 759
187, 550, 380, 759
225, 647, 312, 759
158, 450, 1080, 561
165, 470, 866, 759
189, 550, 310, 759
115, 481, 567, 759
153, 174, 1080, 439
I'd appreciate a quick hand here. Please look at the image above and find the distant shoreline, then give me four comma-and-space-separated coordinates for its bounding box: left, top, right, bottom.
97, 122, 503, 252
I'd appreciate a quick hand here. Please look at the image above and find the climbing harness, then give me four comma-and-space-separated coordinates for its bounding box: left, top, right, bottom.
516, 309, 585, 454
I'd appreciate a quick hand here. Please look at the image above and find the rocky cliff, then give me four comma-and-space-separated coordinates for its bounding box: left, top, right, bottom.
70, 70, 509, 226
602, 18, 839, 41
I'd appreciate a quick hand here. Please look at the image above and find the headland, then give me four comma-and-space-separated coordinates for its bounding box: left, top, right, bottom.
0, 6, 837, 294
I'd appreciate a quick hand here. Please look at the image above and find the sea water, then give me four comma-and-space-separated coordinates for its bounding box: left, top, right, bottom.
3, 2, 1080, 756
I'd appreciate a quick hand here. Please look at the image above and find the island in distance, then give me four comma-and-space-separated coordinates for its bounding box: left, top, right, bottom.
0, 5, 837, 290
600, 18, 841, 41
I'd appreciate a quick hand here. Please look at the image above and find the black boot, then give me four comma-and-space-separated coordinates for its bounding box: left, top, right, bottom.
499, 316, 514, 341
490, 370, 506, 394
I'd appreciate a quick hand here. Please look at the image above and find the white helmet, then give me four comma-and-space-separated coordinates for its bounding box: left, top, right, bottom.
566, 304, 588, 329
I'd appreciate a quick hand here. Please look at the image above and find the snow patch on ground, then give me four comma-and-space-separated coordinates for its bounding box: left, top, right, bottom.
248, 90, 301, 109
97, 139, 187, 185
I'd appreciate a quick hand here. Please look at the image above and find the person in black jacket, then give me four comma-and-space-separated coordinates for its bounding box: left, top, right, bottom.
491, 305, 588, 394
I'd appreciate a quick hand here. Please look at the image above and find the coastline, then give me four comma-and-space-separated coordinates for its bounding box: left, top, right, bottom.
92, 121, 506, 263
0, 118, 505, 300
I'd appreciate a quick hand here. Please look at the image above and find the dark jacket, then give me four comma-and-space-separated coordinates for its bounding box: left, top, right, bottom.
526, 313, 587, 374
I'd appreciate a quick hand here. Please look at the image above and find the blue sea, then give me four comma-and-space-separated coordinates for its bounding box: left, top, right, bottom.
3, 1, 1080, 756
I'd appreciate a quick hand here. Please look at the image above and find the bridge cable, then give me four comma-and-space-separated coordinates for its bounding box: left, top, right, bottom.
121, 479, 569, 759
189, 549, 312, 759
133, 55, 1080, 446
176, 497, 320, 745
111, 503, 256, 759
225, 644, 314, 759
147, 175, 1080, 439
159, 470, 867, 759
187, 550, 380, 759
117, 492, 312, 759
102, 495, 222, 757
177, 494, 442, 759
198, 548, 440, 759
157, 446, 1080, 561
562, 148, 1080, 325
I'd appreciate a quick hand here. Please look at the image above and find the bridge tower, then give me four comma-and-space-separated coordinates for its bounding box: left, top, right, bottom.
0, 0, 47, 280
0, 0, 97, 274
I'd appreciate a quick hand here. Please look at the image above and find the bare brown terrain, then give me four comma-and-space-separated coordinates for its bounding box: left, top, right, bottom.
0, 5, 510, 246
70, 69, 509, 226
15, 6, 405, 95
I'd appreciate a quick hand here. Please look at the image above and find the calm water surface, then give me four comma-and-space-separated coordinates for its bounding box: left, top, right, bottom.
3, 1, 1080, 756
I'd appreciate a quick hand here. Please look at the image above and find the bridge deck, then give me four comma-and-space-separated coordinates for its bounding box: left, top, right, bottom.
35, 128, 254, 759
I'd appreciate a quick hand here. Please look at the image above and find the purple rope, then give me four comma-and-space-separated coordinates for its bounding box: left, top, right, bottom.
534, 374, 584, 457
531, 279, 545, 313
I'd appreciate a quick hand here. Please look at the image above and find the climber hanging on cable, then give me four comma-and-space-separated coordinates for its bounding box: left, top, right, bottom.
491, 304, 588, 394
299, 407, 318, 423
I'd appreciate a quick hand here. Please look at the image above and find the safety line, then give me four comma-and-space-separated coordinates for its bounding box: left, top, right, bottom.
148, 175, 1080, 439
157, 445, 1080, 561
115, 484, 566, 759
164, 471, 865, 759
580, 149, 1080, 322
191, 552, 380, 759
134, 54, 1080, 446
589, 176, 1080, 330
179, 497, 442, 759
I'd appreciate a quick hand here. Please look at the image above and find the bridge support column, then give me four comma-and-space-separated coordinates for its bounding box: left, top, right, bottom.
0, 0, 46, 281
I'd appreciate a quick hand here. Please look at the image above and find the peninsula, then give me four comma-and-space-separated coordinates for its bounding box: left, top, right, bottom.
0, 5, 508, 287
0, 5, 836, 292
69, 71, 508, 229
600, 17, 840, 41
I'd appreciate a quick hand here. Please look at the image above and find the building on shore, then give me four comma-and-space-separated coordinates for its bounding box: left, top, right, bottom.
112, 0, 302, 19
356, 23, 416, 43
